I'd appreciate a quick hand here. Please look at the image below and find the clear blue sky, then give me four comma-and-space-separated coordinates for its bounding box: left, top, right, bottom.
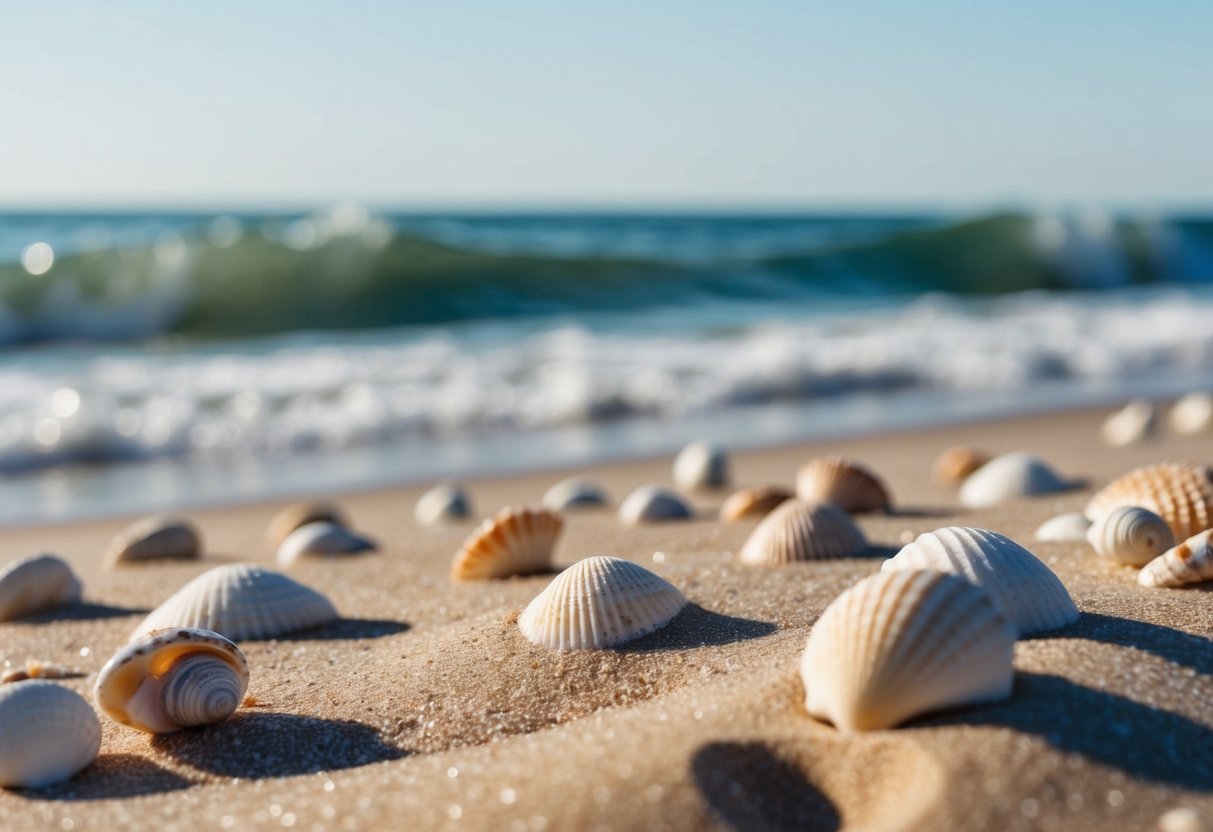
3, 1, 1210, 209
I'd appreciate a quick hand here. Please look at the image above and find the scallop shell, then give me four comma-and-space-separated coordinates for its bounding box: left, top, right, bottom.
266, 501, 348, 549
882, 526, 1079, 635
0, 681, 101, 788
1138, 529, 1213, 588
1034, 512, 1093, 542
1087, 506, 1174, 567
96, 627, 249, 734
1101, 399, 1157, 447
518, 556, 687, 650
673, 441, 730, 490
739, 499, 867, 566
1086, 462, 1213, 541
276, 522, 378, 567
542, 477, 609, 511
796, 456, 891, 513
958, 452, 1071, 508
618, 485, 694, 525
414, 483, 472, 526
719, 485, 794, 522
800, 569, 1014, 732
105, 516, 201, 567
1169, 392, 1213, 435
131, 564, 338, 641
932, 446, 991, 485
451, 506, 563, 580
0, 554, 82, 622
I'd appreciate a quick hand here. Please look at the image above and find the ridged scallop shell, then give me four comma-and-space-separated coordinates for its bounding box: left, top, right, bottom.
276, 522, 378, 567
0, 554, 82, 622
800, 569, 1014, 732
932, 446, 991, 485
796, 456, 891, 513
882, 526, 1079, 635
95, 627, 249, 734
719, 485, 794, 522
106, 516, 201, 567
1138, 529, 1213, 588
958, 452, 1071, 508
1087, 506, 1174, 567
739, 499, 867, 566
518, 556, 687, 650
1169, 392, 1213, 435
1101, 399, 1157, 447
451, 506, 563, 580
673, 441, 730, 490
1034, 512, 1093, 542
542, 477, 609, 511
0, 681, 101, 788
1086, 462, 1213, 541
131, 564, 338, 641
618, 485, 694, 525
266, 501, 348, 549
414, 483, 472, 526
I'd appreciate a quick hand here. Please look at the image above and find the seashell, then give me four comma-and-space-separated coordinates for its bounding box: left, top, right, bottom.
1034, 512, 1092, 542
414, 482, 472, 526
518, 556, 687, 650
542, 477, 609, 511
1086, 462, 1213, 541
451, 506, 563, 581
739, 499, 867, 566
618, 485, 694, 525
673, 441, 730, 490
800, 569, 1014, 732
1159, 807, 1213, 832
882, 526, 1079, 635
0, 554, 82, 622
276, 521, 377, 567
0, 681, 101, 789
95, 627, 249, 734
1138, 529, 1213, 588
1, 660, 79, 685
958, 452, 1072, 508
1169, 393, 1213, 435
266, 501, 348, 550
1087, 506, 1173, 567
719, 484, 794, 522
932, 446, 991, 485
131, 564, 338, 641
1101, 399, 1157, 447
796, 456, 891, 513
105, 515, 201, 567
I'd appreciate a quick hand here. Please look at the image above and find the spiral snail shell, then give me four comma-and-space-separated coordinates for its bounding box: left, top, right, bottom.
1086, 506, 1174, 567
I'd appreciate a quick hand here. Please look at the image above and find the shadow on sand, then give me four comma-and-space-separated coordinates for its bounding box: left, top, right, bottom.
620, 605, 778, 653
276, 617, 410, 641
1044, 611, 1213, 675
691, 741, 840, 832
23, 602, 149, 623
21, 754, 193, 801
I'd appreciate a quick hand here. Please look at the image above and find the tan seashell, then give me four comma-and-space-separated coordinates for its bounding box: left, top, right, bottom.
276, 522, 377, 567
1086, 462, 1213, 541
1169, 393, 1213, 436
739, 499, 867, 566
673, 441, 730, 490
1159, 806, 1213, 832
0, 554, 82, 622
105, 516, 201, 567
1101, 399, 1157, 447
618, 485, 694, 525
1138, 529, 1213, 588
451, 506, 563, 581
266, 501, 348, 550
542, 478, 609, 511
882, 526, 1079, 635
1, 660, 79, 685
796, 456, 891, 513
800, 569, 1014, 732
131, 564, 338, 641
1034, 512, 1092, 542
95, 627, 249, 734
0, 681, 100, 789
719, 485, 794, 522
414, 483, 472, 526
932, 446, 991, 485
1087, 506, 1174, 567
518, 556, 687, 650
958, 452, 1071, 508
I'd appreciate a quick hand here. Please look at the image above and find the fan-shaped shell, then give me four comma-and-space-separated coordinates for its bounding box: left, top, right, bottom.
1086, 462, 1213, 542
518, 556, 687, 650
542, 478, 609, 511
95, 627, 249, 734
105, 516, 201, 567
800, 569, 1014, 732
266, 501, 348, 549
1169, 392, 1213, 435
618, 485, 694, 525
739, 499, 867, 566
0, 554, 82, 622
0, 681, 101, 788
1101, 399, 1157, 447
131, 564, 338, 641
958, 452, 1071, 508
932, 446, 991, 485
673, 441, 730, 490
1087, 506, 1174, 567
1034, 512, 1092, 542
882, 526, 1078, 635
451, 506, 563, 580
414, 483, 472, 526
719, 485, 794, 522
1138, 529, 1213, 588
276, 522, 378, 567
796, 456, 891, 513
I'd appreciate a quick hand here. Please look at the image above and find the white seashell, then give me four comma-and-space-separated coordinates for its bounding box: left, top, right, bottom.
414, 483, 472, 526
1, 659, 79, 685
105, 516, 201, 567
131, 564, 338, 641
1138, 529, 1213, 588
882, 526, 1079, 635
542, 477, 609, 511
932, 446, 991, 485
796, 456, 891, 513
451, 506, 563, 580
0, 554, 82, 622
958, 452, 1071, 508
266, 501, 348, 549
1087, 506, 1173, 567
1034, 512, 1092, 542
276, 521, 377, 567
719, 484, 794, 522
618, 485, 694, 525
672, 441, 729, 490
739, 499, 867, 566
518, 556, 687, 650
0, 681, 100, 789
1169, 393, 1213, 436
1159, 807, 1213, 832
1086, 462, 1213, 541
800, 569, 1014, 732
96, 627, 249, 734
1101, 399, 1157, 447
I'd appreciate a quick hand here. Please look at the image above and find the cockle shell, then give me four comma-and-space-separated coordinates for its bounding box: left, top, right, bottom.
958, 452, 1072, 508
518, 556, 687, 650
1086, 462, 1213, 541
719, 485, 794, 522
1169, 392, 1213, 435
131, 564, 338, 641
106, 516, 201, 567
414, 482, 472, 526
1087, 506, 1174, 567
1, 660, 79, 685
800, 569, 1014, 732
266, 501, 348, 549
1101, 399, 1157, 447
739, 499, 867, 566
542, 477, 609, 511
796, 456, 891, 513
276, 522, 378, 567
882, 526, 1079, 635
1138, 529, 1213, 588
1034, 512, 1092, 542
0, 681, 101, 788
0, 554, 82, 622
618, 485, 694, 525
95, 627, 249, 734
451, 506, 563, 580
933, 446, 991, 485
673, 441, 730, 490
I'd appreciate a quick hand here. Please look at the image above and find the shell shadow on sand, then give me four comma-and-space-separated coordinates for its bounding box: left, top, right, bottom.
619, 604, 778, 653
23, 754, 193, 801
1048, 612, 1213, 675
22, 602, 150, 623
692, 741, 840, 832
276, 617, 410, 641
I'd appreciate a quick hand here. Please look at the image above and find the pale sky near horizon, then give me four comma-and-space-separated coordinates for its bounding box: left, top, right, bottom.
2, 1, 1211, 209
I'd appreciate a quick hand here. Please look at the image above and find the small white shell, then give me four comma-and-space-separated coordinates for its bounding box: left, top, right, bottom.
673, 441, 729, 490
800, 569, 1014, 732
1034, 512, 1092, 542
1138, 529, 1213, 588
0, 681, 101, 789
882, 526, 1079, 635
1086, 462, 1213, 541
266, 502, 348, 550
1169, 393, 1213, 435
518, 556, 687, 650
1101, 399, 1157, 447
739, 499, 867, 566
414, 483, 472, 526
1086, 506, 1174, 567
451, 506, 563, 580
958, 452, 1071, 508
105, 516, 201, 567
0, 554, 82, 622
618, 485, 694, 525
276, 522, 378, 567
542, 477, 609, 511
796, 456, 891, 513
719, 484, 794, 522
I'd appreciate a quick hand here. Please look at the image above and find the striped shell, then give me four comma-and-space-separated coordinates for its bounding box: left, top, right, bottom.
414, 483, 472, 526
105, 516, 201, 567
518, 556, 687, 650
882, 526, 1079, 635
933, 446, 991, 485
1087, 506, 1174, 567
0, 681, 101, 789
1086, 462, 1213, 541
276, 522, 377, 567
673, 441, 730, 490
1101, 399, 1157, 447
618, 485, 694, 525
719, 485, 794, 522
95, 627, 249, 734
1138, 529, 1213, 588
0, 554, 82, 622
800, 569, 1014, 732
796, 456, 891, 513
1034, 512, 1093, 542
1169, 393, 1213, 435
266, 501, 348, 549
739, 499, 867, 566
959, 452, 1071, 508
451, 506, 563, 580
131, 564, 338, 641
542, 478, 609, 511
